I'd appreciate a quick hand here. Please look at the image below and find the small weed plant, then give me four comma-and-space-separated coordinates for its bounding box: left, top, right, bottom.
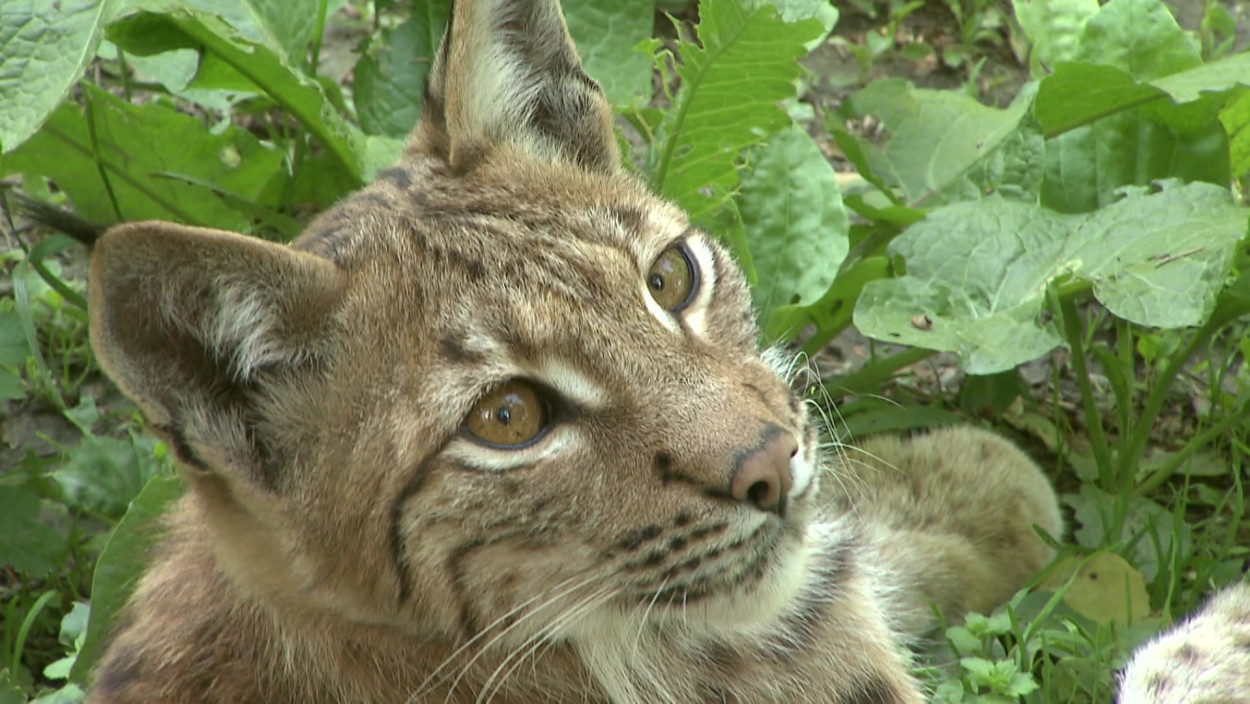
1, 0, 1248, 701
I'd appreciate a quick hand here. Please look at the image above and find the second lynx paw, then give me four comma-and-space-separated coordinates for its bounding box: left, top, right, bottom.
1120, 584, 1250, 704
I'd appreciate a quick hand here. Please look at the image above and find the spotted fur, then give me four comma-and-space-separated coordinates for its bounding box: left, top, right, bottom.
1120, 584, 1250, 703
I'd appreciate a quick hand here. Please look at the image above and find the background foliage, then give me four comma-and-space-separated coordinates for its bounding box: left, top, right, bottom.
1, 0, 1248, 701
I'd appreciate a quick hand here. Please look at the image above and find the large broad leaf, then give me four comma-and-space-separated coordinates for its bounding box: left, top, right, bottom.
1222, 91, 1250, 180
187, 0, 321, 66
134, 0, 348, 65
0, 486, 67, 576
647, 0, 824, 223
1040, 110, 1230, 213
1035, 56, 1250, 138
107, 8, 372, 181
1011, 0, 1098, 69
855, 182, 1248, 374
737, 125, 849, 339
1, 84, 285, 230
71, 474, 183, 684
844, 79, 1042, 207
0, 0, 126, 153
353, 0, 449, 138
565, 0, 655, 107
1075, 0, 1201, 80
1035, 0, 1231, 213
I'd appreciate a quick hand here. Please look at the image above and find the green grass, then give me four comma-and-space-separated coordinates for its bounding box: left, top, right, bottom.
1, 0, 1249, 702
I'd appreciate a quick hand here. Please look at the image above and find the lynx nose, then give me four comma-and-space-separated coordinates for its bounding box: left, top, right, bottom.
731, 427, 797, 514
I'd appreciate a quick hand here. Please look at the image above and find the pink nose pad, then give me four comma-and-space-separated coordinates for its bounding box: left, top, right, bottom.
731, 430, 797, 514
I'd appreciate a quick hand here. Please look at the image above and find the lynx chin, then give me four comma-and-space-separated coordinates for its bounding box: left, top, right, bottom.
65, 0, 1249, 702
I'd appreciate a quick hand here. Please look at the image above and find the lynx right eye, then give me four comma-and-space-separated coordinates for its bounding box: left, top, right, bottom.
464, 381, 549, 448
647, 243, 698, 312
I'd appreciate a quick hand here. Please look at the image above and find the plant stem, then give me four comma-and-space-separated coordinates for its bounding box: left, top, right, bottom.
1057, 293, 1113, 487
1136, 398, 1250, 494
822, 346, 935, 396
10, 590, 57, 673
83, 93, 123, 222
310, 0, 330, 72
1121, 321, 1215, 491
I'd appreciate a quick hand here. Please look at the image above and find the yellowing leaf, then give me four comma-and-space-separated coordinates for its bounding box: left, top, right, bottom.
1043, 553, 1152, 627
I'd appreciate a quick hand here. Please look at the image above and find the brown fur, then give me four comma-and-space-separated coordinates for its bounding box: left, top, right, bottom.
83, 1, 1064, 701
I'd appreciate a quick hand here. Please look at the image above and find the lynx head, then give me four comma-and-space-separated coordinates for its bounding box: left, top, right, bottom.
88, 0, 820, 655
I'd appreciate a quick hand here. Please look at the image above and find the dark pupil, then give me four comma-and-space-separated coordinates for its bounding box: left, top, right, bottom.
495, 406, 512, 424
649, 273, 665, 291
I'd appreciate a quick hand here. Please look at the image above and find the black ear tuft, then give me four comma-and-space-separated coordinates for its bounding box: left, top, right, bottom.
7, 192, 102, 246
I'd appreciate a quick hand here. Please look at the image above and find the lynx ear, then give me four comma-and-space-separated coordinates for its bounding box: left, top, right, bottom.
89, 223, 346, 484
419, 0, 619, 172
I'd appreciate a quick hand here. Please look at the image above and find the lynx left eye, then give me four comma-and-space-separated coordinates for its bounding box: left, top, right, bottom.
647, 243, 698, 312
464, 381, 549, 448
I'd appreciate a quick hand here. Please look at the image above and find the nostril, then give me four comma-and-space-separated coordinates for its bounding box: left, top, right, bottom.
729, 426, 796, 515
746, 479, 776, 509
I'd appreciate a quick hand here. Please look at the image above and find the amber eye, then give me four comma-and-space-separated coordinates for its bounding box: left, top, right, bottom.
464, 381, 549, 447
647, 244, 697, 312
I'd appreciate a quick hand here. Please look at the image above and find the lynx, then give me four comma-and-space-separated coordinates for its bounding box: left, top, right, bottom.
56, 0, 1246, 702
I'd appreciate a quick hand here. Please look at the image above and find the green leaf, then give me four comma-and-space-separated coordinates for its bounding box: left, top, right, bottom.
1062, 484, 1185, 581
0, 672, 24, 704
1034, 64, 1164, 138
354, 1, 450, 138
565, 0, 655, 107
54, 399, 170, 520
1152, 53, 1250, 104
71, 475, 183, 684
738, 126, 849, 338
1075, 0, 1199, 79
0, 0, 126, 153
59, 602, 91, 648
844, 79, 1039, 206
0, 486, 66, 576
216, 0, 322, 66
1220, 90, 1250, 178
0, 370, 23, 402
44, 603, 91, 682
1, 84, 285, 229
960, 656, 998, 681
1006, 672, 1039, 697
1040, 109, 1230, 214
1011, 0, 1099, 68
1035, 56, 1250, 139
134, 0, 340, 65
54, 398, 171, 521
109, 9, 369, 182
29, 685, 85, 704
1030, 0, 1236, 213
0, 312, 29, 366
854, 183, 1248, 374
648, 0, 823, 223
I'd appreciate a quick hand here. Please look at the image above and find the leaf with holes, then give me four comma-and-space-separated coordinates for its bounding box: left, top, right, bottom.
1, 84, 285, 230
854, 182, 1247, 374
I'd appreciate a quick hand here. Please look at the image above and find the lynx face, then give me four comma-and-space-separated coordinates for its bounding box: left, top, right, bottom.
309, 156, 822, 645
87, 0, 819, 660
